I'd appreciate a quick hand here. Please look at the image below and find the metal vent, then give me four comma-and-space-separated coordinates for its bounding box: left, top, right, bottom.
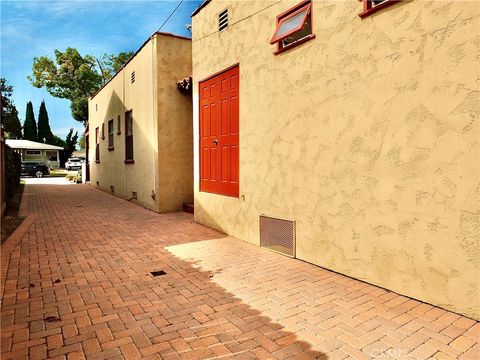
131, 71, 135, 83
219, 9, 228, 31
260, 215, 295, 257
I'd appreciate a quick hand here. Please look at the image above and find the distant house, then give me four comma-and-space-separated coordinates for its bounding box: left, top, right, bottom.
191, 1, 479, 319
71, 150, 85, 159
5, 139, 62, 168
87, 32, 193, 213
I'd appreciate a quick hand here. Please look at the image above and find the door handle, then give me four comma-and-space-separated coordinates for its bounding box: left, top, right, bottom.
213, 139, 218, 145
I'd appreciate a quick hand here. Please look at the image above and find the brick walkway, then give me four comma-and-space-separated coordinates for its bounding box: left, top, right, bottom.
1, 184, 478, 360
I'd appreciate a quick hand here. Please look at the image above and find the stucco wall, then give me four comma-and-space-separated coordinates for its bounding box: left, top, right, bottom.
192, 0, 480, 319
88, 33, 193, 213
88, 37, 157, 211
156, 36, 194, 212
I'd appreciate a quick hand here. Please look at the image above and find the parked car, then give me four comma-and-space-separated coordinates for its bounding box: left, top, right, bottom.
65, 157, 84, 171
21, 162, 50, 178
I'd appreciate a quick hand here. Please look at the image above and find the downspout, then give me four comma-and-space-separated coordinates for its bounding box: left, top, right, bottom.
151, 35, 159, 209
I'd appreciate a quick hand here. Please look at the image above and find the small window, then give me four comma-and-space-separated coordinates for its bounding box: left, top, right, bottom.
108, 119, 114, 149
219, 9, 228, 31
26, 150, 41, 155
131, 71, 135, 83
46, 150, 57, 161
125, 110, 134, 162
358, 0, 395, 17
117, 115, 121, 135
95, 127, 100, 163
101, 123, 105, 140
270, 1, 313, 53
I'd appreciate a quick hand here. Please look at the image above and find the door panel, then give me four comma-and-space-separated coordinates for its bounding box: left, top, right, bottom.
199, 65, 239, 197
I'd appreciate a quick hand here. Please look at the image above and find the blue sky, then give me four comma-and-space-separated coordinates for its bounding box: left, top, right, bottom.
1, 0, 201, 139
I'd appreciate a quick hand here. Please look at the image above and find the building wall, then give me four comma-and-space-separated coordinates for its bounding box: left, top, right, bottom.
88, 33, 193, 213
88, 37, 157, 211
156, 36, 194, 212
192, 0, 480, 319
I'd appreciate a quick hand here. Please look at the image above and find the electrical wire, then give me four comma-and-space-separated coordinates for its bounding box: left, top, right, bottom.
158, 0, 184, 32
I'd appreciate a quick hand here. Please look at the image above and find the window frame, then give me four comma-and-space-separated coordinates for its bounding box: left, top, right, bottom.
95, 127, 100, 163
124, 110, 134, 163
270, 0, 315, 54
116, 115, 121, 135
26, 150, 41, 155
107, 119, 114, 150
358, 0, 398, 18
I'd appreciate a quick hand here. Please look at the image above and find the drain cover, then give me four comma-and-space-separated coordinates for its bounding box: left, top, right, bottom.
150, 270, 166, 277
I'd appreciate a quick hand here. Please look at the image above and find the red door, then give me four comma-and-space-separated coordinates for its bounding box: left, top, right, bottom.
199, 65, 239, 197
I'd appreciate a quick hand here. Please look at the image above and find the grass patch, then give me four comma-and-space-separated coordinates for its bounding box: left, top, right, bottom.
1, 183, 25, 244
49, 169, 68, 177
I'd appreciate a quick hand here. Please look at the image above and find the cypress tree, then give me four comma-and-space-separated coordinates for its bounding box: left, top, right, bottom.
37, 100, 54, 143
23, 101, 37, 141
4, 105, 23, 139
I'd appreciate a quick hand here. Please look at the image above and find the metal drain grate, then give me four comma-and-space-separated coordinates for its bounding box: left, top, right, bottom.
150, 270, 166, 277
260, 215, 296, 257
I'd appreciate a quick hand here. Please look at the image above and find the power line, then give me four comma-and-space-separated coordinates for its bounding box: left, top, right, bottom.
158, 0, 184, 32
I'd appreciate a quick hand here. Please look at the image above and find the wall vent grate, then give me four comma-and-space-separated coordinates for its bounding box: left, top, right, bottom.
260, 215, 295, 257
131, 71, 135, 83
218, 9, 228, 31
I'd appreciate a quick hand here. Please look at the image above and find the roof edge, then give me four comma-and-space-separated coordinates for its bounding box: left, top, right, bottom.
192, 0, 211, 17
89, 31, 191, 100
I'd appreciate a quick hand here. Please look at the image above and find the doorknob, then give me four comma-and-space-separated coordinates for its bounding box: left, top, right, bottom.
213, 139, 218, 145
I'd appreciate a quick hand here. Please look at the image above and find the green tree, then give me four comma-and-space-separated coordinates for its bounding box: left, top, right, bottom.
1, 78, 22, 139
29, 48, 133, 126
64, 128, 78, 160
97, 51, 134, 81
23, 102, 37, 141
37, 100, 54, 143
78, 133, 86, 149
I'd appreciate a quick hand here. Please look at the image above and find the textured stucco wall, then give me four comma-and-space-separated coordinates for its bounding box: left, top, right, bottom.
156, 36, 194, 212
192, 0, 480, 319
89, 39, 157, 211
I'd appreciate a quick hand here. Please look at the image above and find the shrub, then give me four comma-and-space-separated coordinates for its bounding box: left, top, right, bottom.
5, 145, 21, 199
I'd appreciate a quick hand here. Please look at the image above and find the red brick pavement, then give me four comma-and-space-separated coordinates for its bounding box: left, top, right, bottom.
1, 183, 478, 359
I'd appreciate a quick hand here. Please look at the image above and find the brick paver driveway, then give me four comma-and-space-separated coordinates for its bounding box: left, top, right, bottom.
1, 184, 478, 359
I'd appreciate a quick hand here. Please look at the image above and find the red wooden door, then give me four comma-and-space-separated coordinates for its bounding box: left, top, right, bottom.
199, 66, 239, 197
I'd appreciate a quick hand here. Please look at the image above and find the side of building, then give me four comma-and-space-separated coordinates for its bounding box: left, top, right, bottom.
88, 32, 193, 212
191, 0, 480, 319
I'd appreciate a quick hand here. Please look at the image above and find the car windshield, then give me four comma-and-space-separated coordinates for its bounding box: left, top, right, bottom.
69, 159, 80, 162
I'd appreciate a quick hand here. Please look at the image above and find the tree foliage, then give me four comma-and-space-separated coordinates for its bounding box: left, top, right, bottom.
64, 128, 78, 160
37, 100, 54, 144
97, 51, 134, 81
78, 133, 86, 149
1, 78, 22, 139
23, 101, 37, 141
29, 48, 133, 126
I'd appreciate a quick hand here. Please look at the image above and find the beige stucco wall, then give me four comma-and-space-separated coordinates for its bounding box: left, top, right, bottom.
156, 36, 194, 212
88, 33, 193, 213
192, 0, 480, 319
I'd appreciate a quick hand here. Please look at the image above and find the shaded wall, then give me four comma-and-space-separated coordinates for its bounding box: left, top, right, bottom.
156, 36, 194, 212
192, 0, 480, 319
